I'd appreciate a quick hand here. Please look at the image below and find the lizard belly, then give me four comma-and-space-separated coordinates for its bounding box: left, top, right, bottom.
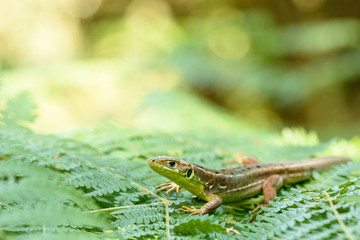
216, 179, 265, 203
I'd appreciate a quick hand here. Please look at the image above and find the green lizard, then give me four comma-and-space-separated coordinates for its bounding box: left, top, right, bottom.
148, 155, 350, 216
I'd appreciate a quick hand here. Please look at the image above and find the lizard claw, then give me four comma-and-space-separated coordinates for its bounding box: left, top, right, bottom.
155, 181, 181, 195
248, 203, 269, 223
178, 206, 202, 215
249, 203, 268, 215
156, 181, 181, 195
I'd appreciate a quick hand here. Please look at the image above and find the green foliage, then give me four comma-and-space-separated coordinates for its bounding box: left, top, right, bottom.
173, 16, 360, 104
0, 92, 37, 127
238, 178, 360, 240
174, 215, 225, 235
0, 129, 111, 239
1, 95, 360, 240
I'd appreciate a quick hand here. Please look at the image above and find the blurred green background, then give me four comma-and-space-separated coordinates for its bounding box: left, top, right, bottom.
0, 0, 359, 138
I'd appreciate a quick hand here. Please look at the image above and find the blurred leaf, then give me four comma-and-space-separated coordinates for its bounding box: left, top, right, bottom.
0, 92, 37, 127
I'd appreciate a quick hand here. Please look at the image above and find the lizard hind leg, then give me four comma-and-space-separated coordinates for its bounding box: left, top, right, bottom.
249, 174, 284, 215
263, 174, 284, 204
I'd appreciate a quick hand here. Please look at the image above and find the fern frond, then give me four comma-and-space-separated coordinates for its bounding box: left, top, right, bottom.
0, 202, 109, 230
0, 92, 37, 127
173, 215, 225, 235
67, 168, 132, 197
1, 114, 360, 239
115, 224, 165, 239
307, 161, 360, 189
10, 232, 104, 240
239, 178, 360, 240
114, 192, 151, 206
112, 204, 165, 227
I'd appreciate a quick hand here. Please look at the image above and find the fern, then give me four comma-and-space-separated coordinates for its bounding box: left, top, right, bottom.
0, 159, 110, 239
1, 92, 360, 239
0, 92, 37, 127
173, 215, 225, 235
238, 178, 360, 240
67, 168, 131, 196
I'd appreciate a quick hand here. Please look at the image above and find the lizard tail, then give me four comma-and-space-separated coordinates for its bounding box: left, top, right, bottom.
293, 156, 351, 172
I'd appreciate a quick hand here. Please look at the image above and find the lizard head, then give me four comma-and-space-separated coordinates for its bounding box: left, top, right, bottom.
148, 156, 205, 197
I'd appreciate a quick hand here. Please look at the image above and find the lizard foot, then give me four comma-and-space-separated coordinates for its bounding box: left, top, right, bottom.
248, 204, 267, 223
222, 159, 243, 166
225, 227, 240, 235
155, 181, 181, 195
223, 153, 259, 167
178, 206, 202, 215
249, 203, 268, 215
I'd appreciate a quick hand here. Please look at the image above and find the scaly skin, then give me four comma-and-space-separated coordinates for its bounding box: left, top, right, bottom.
148, 155, 350, 215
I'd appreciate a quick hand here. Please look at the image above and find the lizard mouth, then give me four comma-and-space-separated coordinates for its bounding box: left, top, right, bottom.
148, 157, 170, 171
148, 156, 183, 176
148, 158, 160, 169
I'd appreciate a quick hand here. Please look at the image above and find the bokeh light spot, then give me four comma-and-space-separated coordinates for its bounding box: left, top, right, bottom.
57, 0, 102, 18
208, 26, 250, 60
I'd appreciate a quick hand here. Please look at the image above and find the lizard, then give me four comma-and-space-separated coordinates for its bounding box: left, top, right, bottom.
148, 155, 350, 216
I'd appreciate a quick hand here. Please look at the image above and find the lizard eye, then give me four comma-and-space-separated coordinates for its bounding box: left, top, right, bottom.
168, 161, 177, 168
186, 169, 193, 178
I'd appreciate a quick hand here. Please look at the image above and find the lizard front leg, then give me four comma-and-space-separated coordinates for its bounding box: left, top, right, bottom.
179, 193, 223, 215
